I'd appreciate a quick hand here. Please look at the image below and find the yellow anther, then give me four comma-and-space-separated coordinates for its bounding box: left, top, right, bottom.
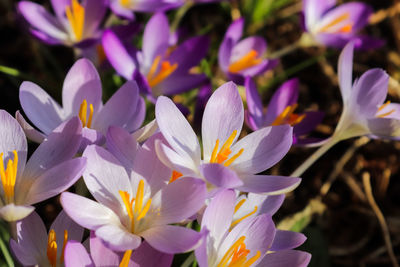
318, 13, 352, 33
228, 50, 262, 73
78, 99, 94, 128
378, 100, 391, 112
234, 199, 246, 213
210, 131, 244, 166
224, 149, 244, 167
377, 101, 396, 118
119, 180, 152, 233
230, 206, 258, 229
146, 56, 178, 88
218, 236, 260, 267
119, 250, 132, 267
271, 104, 305, 126
120, 0, 130, 8
47, 230, 57, 267
0, 150, 18, 204
65, 0, 85, 41
169, 170, 183, 184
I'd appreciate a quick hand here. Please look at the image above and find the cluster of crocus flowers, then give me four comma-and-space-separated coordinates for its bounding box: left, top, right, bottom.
245, 77, 324, 145
218, 18, 278, 85
102, 12, 209, 100
18, 0, 106, 46
301, 0, 383, 49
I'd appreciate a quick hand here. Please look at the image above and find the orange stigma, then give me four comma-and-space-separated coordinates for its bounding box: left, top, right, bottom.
271, 104, 306, 126
318, 13, 353, 34
169, 170, 183, 184
217, 236, 261, 267
228, 50, 262, 73
65, 0, 85, 41
78, 99, 94, 128
146, 56, 178, 88
210, 130, 244, 167
0, 150, 18, 204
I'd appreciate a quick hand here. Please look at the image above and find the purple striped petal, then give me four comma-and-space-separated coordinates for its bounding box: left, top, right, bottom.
245, 77, 264, 129
132, 241, 173, 267
270, 230, 307, 251
64, 241, 94, 267
15, 111, 45, 143
200, 163, 243, 189
95, 224, 142, 251
258, 250, 311, 267
238, 175, 301, 194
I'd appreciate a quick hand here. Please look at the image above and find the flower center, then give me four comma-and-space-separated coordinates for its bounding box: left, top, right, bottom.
0, 150, 18, 204
47, 229, 68, 267
270, 103, 306, 126
210, 130, 244, 167
318, 13, 353, 34
169, 170, 183, 184
65, 0, 85, 41
217, 236, 261, 267
376, 100, 395, 118
228, 50, 262, 73
78, 99, 94, 128
119, 250, 132, 267
119, 180, 152, 233
230, 199, 258, 230
146, 56, 178, 88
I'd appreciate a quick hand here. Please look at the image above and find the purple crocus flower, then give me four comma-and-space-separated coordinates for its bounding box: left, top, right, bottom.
64, 232, 173, 267
109, 0, 183, 20
302, 0, 383, 49
245, 77, 324, 146
0, 111, 85, 222
18, 58, 145, 148
332, 41, 400, 141
155, 81, 301, 195
10, 210, 83, 267
18, 0, 106, 47
61, 144, 206, 253
218, 18, 278, 85
195, 190, 311, 267
102, 12, 209, 100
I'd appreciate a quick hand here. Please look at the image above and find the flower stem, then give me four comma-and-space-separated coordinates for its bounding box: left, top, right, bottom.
290, 137, 339, 177
171, 1, 194, 32
268, 40, 302, 59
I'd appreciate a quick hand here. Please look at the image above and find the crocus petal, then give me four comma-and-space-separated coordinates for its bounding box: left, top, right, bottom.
152, 177, 206, 225
351, 69, 389, 116
367, 117, 400, 139
50, 0, 69, 20
131, 119, 158, 143
109, 1, 135, 20
270, 230, 307, 251
102, 30, 136, 80
0, 203, 35, 222
64, 241, 94, 267
258, 194, 285, 215
201, 189, 235, 244
224, 18, 244, 45
24, 158, 86, 205
293, 111, 324, 136
303, 0, 336, 29
82, 145, 132, 212
264, 79, 299, 125
15, 110, 45, 143
62, 58, 102, 115
258, 250, 311, 267
22, 117, 82, 182
200, 163, 243, 189
95, 224, 142, 251
83, 0, 107, 36
202, 82, 244, 160
61, 192, 122, 229
18, 1, 68, 40
142, 12, 170, 70
10, 211, 46, 264
195, 229, 210, 267
245, 77, 264, 129
106, 126, 139, 170
80, 127, 105, 149
154, 73, 208, 96
338, 41, 354, 102
0, 110, 27, 173
132, 241, 173, 267
19, 81, 64, 134
141, 225, 202, 254
230, 37, 266, 68
156, 96, 201, 163
238, 175, 301, 194
93, 81, 140, 133
89, 232, 121, 266
125, 96, 146, 133
218, 18, 244, 71
230, 125, 293, 174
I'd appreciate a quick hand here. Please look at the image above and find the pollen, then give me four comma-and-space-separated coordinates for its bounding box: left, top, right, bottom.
146, 56, 178, 88
271, 103, 306, 126
217, 236, 261, 267
0, 150, 18, 204
47, 229, 69, 267
210, 130, 244, 166
228, 50, 262, 73
78, 99, 94, 128
119, 180, 152, 233
65, 0, 85, 41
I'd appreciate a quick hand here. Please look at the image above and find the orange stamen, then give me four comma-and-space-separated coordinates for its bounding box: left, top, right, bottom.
228, 50, 262, 73
377, 101, 395, 118
0, 150, 18, 204
230, 206, 258, 229
78, 99, 94, 128
319, 13, 352, 33
271, 104, 306, 126
210, 130, 244, 166
217, 236, 261, 267
146, 56, 178, 87
65, 0, 85, 41
119, 250, 132, 267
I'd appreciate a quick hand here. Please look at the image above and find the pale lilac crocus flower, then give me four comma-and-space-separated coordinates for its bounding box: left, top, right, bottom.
102, 12, 209, 100
218, 18, 278, 85
18, 0, 106, 47
155, 82, 301, 195
18, 58, 145, 148
0, 110, 85, 222
61, 144, 206, 253
64, 232, 173, 267
10, 210, 83, 267
109, 0, 183, 20
301, 0, 383, 49
245, 77, 324, 146
195, 190, 311, 267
